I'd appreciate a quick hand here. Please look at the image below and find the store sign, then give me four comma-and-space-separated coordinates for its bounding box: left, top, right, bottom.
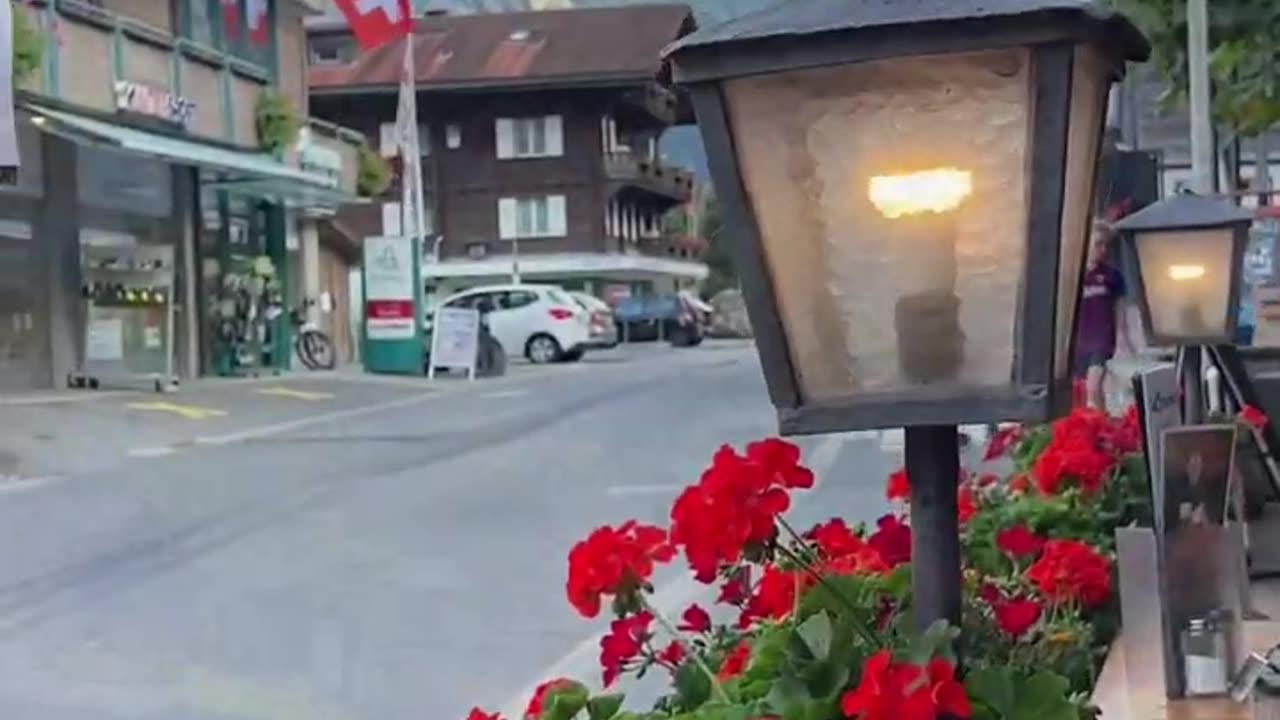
114, 81, 196, 128
295, 127, 342, 188
364, 236, 416, 340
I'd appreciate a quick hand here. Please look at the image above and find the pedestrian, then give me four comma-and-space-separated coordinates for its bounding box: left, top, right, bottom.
1074, 218, 1136, 413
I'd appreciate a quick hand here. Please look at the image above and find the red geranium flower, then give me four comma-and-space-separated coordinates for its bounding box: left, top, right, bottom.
984, 425, 1023, 461
671, 443, 809, 582
718, 642, 752, 680
740, 564, 807, 627
678, 603, 711, 633
976, 473, 998, 488
657, 640, 687, 667
810, 518, 867, 559
746, 437, 815, 489
1026, 539, 1112, 608
1241, 404, 1270, 430
957, 484, 977, 525
868, 515, 912, 568
1008, 474, 1031, 495
467, 709, 505, 720
840, 650, 971, 720
977, 582, 1002, 604
886, 468, 911, 502
718, 568, 751, 606
599, 612, 652, 687
996, 525, 1045, 559
525, 679, 579, 719
1032, 442, 1114, 495
993, 597, 1043, 637
566, 521, 674, 617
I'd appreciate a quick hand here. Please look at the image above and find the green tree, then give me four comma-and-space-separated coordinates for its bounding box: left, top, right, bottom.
698, 192, 739, 300
1110, 0, 1280, 137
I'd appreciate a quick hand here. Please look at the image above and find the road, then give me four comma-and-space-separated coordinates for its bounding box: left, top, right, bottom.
0, 344, 902, 720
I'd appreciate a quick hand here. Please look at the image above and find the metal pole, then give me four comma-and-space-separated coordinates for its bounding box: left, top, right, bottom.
511, 237, 520, 283
1187, 0, 1216, 193
1182, 345, 1205, 423
905, 425, 963, 631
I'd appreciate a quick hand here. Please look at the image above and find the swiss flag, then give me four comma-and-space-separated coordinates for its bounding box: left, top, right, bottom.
220, 0, 239, 39
332, 0, 414, 51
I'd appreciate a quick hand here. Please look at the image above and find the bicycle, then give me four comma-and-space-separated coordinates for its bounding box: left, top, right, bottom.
289, 301, 336, 371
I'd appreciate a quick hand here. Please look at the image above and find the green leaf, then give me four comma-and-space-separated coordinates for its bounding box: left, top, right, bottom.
767, 675, 812, 710
802, 659, 849, 700
1012, 672, 1075, 720
795, 611, 833, 661
965, 667, 1016, 718
674, 662, 712, 711
905, 620, 958, 665
587, 694, 625, 720
544, 682, 590, 720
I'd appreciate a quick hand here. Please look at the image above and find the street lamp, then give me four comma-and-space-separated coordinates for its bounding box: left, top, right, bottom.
1113, 193, 1253, 346
665, 0, 1148, 629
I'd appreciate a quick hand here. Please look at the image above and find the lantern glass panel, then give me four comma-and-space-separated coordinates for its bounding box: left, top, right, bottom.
1135, 228, 1236, 340
1055, 46, 1110, 383
723, 49, 1032, 402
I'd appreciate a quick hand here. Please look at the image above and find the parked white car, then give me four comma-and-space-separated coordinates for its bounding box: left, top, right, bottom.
434, 284, 591, 364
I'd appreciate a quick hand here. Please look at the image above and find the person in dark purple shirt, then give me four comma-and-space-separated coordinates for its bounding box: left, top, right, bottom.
1075, 219, 1135, 411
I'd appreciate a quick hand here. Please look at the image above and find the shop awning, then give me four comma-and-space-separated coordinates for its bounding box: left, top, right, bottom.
31, 106, 354, 206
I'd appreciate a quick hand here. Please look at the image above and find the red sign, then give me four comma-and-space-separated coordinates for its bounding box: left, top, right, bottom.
367, 300, 414, 319
332, 0, 414, 51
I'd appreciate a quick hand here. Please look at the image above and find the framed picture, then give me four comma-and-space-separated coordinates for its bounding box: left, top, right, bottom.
1160, 424, 1237, 533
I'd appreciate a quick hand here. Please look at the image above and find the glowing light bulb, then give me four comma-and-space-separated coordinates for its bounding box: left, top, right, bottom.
867, 167, 973, 219
1169, 265, 1206, 281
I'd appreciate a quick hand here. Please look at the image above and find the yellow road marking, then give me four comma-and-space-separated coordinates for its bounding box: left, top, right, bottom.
255, 386, 334, 401
127, 401, 227, 420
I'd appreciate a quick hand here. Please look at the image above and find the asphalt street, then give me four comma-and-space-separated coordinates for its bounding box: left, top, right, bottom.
0, 343, 906, 720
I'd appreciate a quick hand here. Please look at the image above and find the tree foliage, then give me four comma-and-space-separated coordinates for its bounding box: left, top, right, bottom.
12, 3, 43, 85
1110, 0, 1280, 137
698, 192, 739, 300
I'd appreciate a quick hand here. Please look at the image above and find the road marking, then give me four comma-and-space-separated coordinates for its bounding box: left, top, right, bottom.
255, 387, 335, 401
0, 475, 61, 494
195, 391, 438, 446
481, 389, 529, 400
127, 446, 176, 458
497, 431, 854, 718
127, 401, 227, 420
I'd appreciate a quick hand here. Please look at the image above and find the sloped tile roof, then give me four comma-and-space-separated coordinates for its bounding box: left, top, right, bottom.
310, 4, 696, 93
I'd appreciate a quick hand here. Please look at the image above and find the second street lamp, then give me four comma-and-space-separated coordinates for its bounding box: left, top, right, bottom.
664, 0, 1149, 630
1113, 193, 1254, 347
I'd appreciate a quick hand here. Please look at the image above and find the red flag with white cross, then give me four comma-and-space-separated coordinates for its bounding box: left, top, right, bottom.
332, 0, 414, 51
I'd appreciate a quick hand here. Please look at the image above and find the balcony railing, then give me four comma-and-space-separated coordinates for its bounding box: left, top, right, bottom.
603, 151, 695, 205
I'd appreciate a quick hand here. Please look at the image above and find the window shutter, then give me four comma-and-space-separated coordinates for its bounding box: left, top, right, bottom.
381, 202, 402, 236
547, 195, 567, 237
498, 198, 518, 240
544, 115, 564, 157
495, 119, 515, 159
378, 123, 397, 158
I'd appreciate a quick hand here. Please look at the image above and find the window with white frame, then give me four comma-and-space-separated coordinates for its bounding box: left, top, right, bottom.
498, 195, 566, 239
381, 201, 435, 237
379, 123, 432, 158
495, 116, 564, 159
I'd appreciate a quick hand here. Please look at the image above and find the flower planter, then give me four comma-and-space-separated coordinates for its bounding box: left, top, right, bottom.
469, 409, 1166, 720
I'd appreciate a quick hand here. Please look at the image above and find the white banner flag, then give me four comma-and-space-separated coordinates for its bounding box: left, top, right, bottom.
394, 34, 425, 241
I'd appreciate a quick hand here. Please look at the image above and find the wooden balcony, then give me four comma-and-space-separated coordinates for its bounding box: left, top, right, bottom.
603, 151, 695, 209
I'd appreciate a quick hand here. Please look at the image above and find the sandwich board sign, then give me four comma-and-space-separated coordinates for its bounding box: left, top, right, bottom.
427, 306, 479, 380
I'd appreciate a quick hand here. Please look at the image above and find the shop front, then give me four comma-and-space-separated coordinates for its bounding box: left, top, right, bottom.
17, 99, 346, 389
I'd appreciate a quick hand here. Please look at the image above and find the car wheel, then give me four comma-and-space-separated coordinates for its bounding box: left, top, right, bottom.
525, 334, 562, 364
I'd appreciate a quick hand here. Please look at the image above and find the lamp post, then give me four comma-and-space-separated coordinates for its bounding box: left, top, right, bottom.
1113, 193, 1253, 421
665, 0, 1148, 631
